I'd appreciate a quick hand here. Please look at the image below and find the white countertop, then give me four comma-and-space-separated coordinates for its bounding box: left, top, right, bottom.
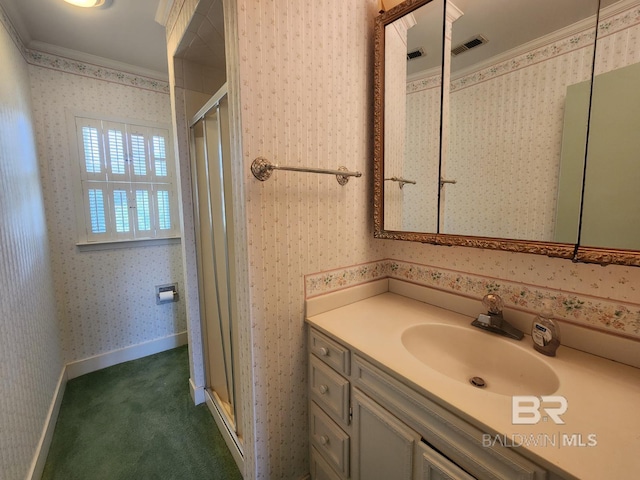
306, 292, 640, 480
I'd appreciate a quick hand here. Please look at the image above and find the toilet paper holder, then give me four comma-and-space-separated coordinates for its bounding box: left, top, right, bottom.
156, 283, 178, 304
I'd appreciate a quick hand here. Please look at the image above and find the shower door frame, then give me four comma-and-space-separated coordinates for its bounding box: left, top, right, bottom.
189, 82, 243, 468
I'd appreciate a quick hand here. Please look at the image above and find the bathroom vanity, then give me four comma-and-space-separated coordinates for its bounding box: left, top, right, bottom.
306, 286, 640, 480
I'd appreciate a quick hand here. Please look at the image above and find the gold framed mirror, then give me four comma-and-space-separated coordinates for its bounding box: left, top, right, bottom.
373, 0, 640, 267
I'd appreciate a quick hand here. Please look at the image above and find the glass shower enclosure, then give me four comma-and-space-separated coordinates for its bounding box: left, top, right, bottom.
189, 83, 242, 458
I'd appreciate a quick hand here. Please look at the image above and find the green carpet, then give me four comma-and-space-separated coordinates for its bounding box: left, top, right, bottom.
41, 346, 242, 480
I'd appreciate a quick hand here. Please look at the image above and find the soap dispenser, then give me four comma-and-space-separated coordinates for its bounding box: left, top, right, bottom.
531, 300, 560, 356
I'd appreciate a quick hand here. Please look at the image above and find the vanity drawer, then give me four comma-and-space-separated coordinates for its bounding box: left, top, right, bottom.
311, 446, 344, 480
310, 355, 350, 425
310, 401, 350, 477
310, 328, 350, 375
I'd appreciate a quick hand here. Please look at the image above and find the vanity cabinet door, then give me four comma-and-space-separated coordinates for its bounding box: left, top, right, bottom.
351, 388, 420, 480
415, 441, 476, 480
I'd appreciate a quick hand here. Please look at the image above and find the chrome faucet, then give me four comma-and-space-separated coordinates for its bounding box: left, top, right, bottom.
471, 294, 524, 340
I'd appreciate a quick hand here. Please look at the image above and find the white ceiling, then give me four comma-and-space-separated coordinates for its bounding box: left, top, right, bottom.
2, 0, 625, 82
1, 0, 169, 78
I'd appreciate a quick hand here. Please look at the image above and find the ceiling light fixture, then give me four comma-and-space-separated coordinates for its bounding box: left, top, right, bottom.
63, 0, 111, 8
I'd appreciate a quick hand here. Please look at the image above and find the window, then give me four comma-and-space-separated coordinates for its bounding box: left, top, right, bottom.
72, 116, 179, 243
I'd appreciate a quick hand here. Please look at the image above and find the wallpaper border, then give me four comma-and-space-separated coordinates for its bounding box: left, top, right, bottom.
0, 2, 169, 95
25, 51, 170, 94
407, 2, 640, 95
305, 259, 640, 340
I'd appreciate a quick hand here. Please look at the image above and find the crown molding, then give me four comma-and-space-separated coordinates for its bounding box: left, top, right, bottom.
601, 0, 640, 19
406, 0, 640, 89
407, 64, 441, 83
26, 46, 170, 93
0, 0, 31, 46
446, 1, 463, 24
1, 1, 169, 88
450, 12, 599, 81
0, 0, 31, 62
27, 40, 169, 82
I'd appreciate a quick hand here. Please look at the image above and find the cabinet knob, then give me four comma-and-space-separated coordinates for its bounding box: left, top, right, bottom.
319, 384, 328, 395
319, 435, 330, 446
319, 347, 329, 356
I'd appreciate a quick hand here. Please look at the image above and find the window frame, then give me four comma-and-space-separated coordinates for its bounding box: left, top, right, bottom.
68, 112, 181, 245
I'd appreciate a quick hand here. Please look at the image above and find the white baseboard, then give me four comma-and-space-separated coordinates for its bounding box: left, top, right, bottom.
28, 332, 189, 477
204, 389, 244, 474
66, 331, 188, 379
189, 377, 206, 405
27, 366, 67, 480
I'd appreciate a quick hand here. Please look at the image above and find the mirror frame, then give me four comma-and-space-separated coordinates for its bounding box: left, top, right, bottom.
372, 0, 640, 267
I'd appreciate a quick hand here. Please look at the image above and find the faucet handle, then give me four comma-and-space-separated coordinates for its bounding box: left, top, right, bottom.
482, 294, 504, 314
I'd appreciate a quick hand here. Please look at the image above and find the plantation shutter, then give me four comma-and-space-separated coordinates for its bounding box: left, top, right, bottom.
74, 116, 178, 243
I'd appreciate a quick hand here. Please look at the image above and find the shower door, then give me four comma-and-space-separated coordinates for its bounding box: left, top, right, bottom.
190, 84, 242, 455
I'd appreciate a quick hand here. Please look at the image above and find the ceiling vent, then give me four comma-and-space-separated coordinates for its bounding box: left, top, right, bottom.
452, 35, 488, 56
407, 48, 425, 60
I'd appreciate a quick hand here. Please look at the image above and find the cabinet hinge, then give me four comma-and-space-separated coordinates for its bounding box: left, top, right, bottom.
349, 406, 353, 423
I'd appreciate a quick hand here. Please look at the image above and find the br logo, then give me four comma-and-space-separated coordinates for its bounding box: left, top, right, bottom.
512, 396, 568, 425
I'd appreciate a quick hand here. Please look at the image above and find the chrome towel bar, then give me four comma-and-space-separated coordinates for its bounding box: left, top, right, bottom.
384, 177, 416, 189
251, 157, 362, 185
440, 177, 457, 188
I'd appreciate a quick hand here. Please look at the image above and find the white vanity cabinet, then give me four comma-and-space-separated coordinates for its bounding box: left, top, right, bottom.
309, 328, 351, 479
352, 388, 475, 480
351, 388, 419, 480
309, 326, 550, 480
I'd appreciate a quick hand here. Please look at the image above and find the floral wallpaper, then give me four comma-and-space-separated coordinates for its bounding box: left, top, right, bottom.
25, 50, 169, 93
306, 258, 640, 340
406, 1, 640, 94
165, 0, 208, 402
593, 4, 640, 75
403, 82, 439, 231
404, 0, 640, 240
236, 0, 383, 477
0, 7, 62, 479
27, 64, 186, 363
168, 1, 640, 480
305, 261, 391, 299
384, 20, 410, 231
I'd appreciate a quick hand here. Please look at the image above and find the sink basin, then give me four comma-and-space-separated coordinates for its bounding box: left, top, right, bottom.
401, 324, 560, 396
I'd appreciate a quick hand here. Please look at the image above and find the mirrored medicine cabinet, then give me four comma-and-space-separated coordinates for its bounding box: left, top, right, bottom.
373, 0, 640, 267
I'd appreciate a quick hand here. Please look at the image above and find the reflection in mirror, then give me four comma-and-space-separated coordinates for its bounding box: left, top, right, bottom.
580, 3, 640, 250
384, 0, 444, 231
441, 0, 600, 241
384, 0, 604, 241
375, 0, 640, 266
